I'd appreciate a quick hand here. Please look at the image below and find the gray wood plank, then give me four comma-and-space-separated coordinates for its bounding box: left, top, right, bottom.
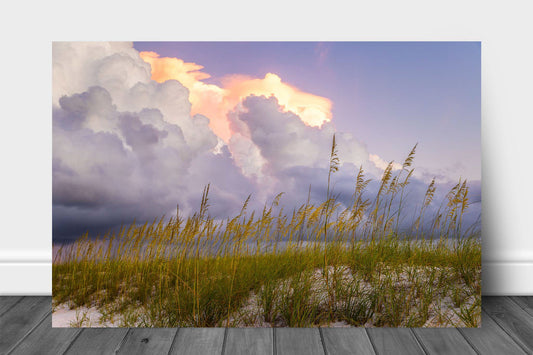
321, 328, 375, 355
459, 310, 527, 355
367, 328, 424, 355
116, 328, 177, 355
510, 296, 533, 317
412, 328, 477, 355
64, 328, 129, 355
276, 328, 324, 355
8, 313, 81, 355
169, 328, 225, 355
0, 296, 22, 317
3, 296, 533, 355
483, 296, 533, 353
224, 328, 273, 355
0, 297, 51, 354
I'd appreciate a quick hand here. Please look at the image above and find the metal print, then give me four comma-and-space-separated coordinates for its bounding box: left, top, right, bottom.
52, 42, 481, 327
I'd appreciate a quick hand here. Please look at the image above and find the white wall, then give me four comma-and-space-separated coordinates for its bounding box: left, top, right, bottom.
1, 1, 532, 295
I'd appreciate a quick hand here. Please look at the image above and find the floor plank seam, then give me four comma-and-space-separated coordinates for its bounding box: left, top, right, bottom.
456, 328, 481, 355
114, 328, 132, 354
409, 329, 429, 355
509, 296, 533, 318
318, 328, 328, 355
363, 329, 378, 355
0, 296, 24, 318
270, 328, 274, 355
166, 327, 180, 355
272, 327, 277, 355
483, 303, 531, 355
60, 328, 85, 355
5, 309, 52, 355
221, 328, 228, 355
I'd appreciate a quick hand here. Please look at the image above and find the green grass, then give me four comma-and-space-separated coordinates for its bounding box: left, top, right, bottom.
53, 137, 481, 327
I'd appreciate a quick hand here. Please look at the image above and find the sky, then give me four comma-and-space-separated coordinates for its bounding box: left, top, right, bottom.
133, 42, 481, 180
52, 42, 480, 241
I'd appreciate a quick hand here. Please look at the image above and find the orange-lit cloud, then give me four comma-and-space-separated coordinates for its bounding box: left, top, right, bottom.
139, 51, 332, 142
222, 73, 332, 128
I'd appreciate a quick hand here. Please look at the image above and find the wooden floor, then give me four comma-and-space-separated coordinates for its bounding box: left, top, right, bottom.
0, 297, 532, 354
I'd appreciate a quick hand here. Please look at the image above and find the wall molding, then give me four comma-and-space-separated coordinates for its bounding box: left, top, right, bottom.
1, 256, 532, 295
0, 262, 52, 295
482, 261, 533, 295
0, 250, 50, 264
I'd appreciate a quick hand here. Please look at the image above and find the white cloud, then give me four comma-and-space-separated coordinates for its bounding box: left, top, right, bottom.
53, 43, 249, 239
369, 154, 402, 171
53, 42, 151, 106
52, 42, 480, 240
228, 95, 371, 175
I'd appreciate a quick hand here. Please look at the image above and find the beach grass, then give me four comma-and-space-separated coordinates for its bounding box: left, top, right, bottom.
53, 137, 481, 327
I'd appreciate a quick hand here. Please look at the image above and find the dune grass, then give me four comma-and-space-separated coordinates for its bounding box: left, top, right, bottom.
52, 137, 481, 327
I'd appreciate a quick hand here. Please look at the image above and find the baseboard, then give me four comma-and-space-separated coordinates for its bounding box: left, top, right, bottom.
1, 259, 532, 296
482, 260, 533, 295
0, 262, 52, 295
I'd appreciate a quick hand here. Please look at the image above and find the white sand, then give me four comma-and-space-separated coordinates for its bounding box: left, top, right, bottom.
52, 303, 119, 327
53, 265, 479, 327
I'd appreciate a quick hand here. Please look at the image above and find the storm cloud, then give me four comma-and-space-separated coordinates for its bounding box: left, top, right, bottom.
52, 42, 480, 241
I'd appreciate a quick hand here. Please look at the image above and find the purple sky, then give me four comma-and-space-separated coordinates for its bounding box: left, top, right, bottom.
134, 41, 481, 181
52, 42, 480, 240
